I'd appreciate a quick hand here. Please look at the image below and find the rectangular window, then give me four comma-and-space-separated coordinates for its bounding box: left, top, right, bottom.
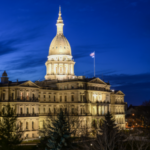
27, 108, 29, 114
71, 95, 74, 102
38, 108, 40, 113
60, 108, 63, 112
21, 92, 23, 100
80, 95, 82, 102
32, 94, 35, 100
65, 96, 67, 102
32, 108, 34, 114
49, 108, 51, 113
3, 93, 5, 100
26, 122, 28, 130
43, 108, 45, 113
32, 121, 34, 130
81, 108, 82, 114
12, 93, 14, 100
72, 108, 74, 114
65, 108, 67, 114
27, 93, 29, 100
54, 96, 55, 102
60, 96, 62, 102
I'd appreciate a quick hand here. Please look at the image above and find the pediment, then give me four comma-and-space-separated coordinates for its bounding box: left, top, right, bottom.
89, 78, 106, 85
116, 90, 124, 95
19, 81, 40, 88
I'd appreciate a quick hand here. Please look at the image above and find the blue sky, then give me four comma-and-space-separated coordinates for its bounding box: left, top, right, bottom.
0, 0, 150, 105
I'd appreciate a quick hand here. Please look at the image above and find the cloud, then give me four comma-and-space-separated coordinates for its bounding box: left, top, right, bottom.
0, 39, 19, 55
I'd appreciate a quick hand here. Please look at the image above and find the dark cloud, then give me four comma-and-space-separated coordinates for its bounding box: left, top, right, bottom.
95, 73, 150, 105
0, 39, 19, 55
0, 25, 43, 56
6, 54, 46, 70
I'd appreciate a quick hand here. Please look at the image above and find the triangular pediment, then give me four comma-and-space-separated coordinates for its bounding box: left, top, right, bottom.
19, 81, 40, 88
89, 78, 106, 85
116, 90, 124, 95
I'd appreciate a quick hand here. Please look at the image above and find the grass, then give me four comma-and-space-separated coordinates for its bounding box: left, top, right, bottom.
21, 139, 40, 144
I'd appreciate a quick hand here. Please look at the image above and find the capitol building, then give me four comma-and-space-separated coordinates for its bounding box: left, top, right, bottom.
0, 8, 125, 139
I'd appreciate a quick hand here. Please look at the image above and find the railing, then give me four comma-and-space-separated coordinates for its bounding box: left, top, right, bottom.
115, 102, 125, 104
0, 112, 107, 117
0, 97, 39, 102
114, 112, 125, 114
16, 113, 39, 117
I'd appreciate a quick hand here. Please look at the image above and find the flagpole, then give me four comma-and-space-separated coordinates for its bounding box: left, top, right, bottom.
94, 51, 95, 77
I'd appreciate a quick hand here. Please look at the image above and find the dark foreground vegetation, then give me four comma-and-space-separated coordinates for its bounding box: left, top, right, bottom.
0, 104, 150, 150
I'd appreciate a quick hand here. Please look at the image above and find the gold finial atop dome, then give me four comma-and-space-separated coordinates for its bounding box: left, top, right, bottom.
48, 7, 71, 56
56, 6, 64, 35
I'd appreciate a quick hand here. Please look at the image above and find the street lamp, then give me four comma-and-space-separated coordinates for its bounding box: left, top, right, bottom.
90, 143, 93, 150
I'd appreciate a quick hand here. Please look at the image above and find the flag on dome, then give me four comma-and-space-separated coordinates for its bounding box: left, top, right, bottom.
90, 52, 95, 58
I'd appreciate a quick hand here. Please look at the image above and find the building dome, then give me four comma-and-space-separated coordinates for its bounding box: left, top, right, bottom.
2, 71, 7, 77
48, 7, 71, 56
49, 34, 71, 55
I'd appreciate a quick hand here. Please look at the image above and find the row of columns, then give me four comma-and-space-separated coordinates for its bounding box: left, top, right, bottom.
47, 63, 74, 75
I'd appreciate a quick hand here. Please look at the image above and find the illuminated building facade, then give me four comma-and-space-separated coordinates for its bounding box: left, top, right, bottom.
0, 8, 126, 139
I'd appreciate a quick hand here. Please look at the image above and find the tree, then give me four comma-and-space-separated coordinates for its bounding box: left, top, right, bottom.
93, 111, 126, 150
45, 110, 74, 150
0, 104, 23, 150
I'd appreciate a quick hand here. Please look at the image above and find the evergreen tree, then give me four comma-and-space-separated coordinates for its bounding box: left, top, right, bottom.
46, 110, 73, 150
94, 111, 125, 150
0, 104, 23, 150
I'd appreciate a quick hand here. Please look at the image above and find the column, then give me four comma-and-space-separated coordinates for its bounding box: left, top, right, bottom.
72, 64, 74, 75
63, 64, 65, 75
23, 119, 26, 131
58, 63, 59, 75
78, 91, 80, 102
99, 106, 101, 115
51, 63, 53, 75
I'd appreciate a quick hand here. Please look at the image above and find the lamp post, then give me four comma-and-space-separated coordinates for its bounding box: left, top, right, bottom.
90, 143, 93, 150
